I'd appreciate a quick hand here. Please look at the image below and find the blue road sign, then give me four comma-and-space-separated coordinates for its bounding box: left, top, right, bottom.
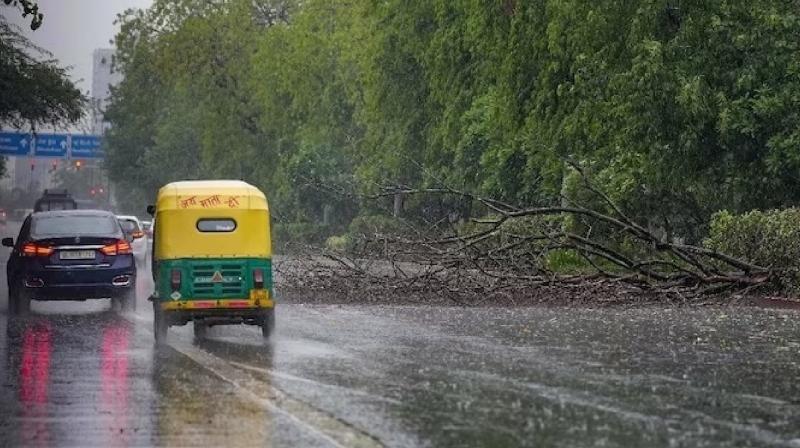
0, 131, 103, 159
70, 135, 103, 159
0, 132, 32, 156
33, 133, 68, 157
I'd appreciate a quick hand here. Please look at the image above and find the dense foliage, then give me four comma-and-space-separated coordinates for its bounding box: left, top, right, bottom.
105, 0, 800, 241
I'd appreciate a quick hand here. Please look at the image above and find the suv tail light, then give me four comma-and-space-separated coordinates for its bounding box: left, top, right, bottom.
22, 242, 54, 257
100, 240, 133, 255
253, 268, 264, 289
171, 269, 182, 292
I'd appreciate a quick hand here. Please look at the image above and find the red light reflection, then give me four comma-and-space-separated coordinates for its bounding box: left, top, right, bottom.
19, 322, 53, 447
101, 324, 131, 448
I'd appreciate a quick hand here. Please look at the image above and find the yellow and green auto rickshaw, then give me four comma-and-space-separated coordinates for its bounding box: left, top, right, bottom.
147, 180, 274, 341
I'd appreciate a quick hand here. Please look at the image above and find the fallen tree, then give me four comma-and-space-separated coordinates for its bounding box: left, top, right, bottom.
276, 171, 780, 306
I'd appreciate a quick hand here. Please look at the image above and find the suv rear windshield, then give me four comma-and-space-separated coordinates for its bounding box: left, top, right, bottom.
32, 215, 119, 237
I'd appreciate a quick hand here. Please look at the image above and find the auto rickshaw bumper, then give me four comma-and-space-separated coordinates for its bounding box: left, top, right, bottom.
154, 292, 274, 326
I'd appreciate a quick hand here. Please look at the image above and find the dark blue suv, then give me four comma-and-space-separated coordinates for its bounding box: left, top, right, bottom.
3, 210, 137, 315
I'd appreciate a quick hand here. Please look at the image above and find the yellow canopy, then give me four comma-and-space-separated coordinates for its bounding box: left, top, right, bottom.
154, 180, 271, 259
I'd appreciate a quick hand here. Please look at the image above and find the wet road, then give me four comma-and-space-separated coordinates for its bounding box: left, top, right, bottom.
1, 231, 800, 446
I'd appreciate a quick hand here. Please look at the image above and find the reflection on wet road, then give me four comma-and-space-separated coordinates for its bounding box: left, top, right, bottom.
2, 311, 142, 447
0, 240, 799, 446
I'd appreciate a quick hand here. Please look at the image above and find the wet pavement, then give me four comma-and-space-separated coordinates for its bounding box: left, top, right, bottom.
1, 235, 800, 446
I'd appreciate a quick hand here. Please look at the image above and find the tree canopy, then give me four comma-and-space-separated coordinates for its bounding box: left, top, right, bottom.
0, 4, 84, 179
0, 21, 83, 130
104, 0, 800, 240
3, 0, 43, 30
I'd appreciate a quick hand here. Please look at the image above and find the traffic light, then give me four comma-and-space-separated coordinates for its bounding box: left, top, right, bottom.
90, 188, 96, 196
75, 160, 82, 170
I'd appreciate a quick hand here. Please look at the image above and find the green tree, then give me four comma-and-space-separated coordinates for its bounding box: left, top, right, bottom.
0, 14, 84, 181
0, 20, 83, 129
3, 0, 43, 30
105, 0, 800, 242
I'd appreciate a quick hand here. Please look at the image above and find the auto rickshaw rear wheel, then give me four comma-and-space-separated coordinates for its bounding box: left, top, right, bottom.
193, 321, 208, 339
261, 308, 275, 338
153, 302, 168, 343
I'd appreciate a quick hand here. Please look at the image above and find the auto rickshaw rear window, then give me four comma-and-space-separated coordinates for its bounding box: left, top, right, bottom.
196, 218, 237, 232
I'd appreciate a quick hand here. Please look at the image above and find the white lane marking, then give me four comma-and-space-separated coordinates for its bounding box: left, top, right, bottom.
169, 341, 383, 448
123, 312, 383, 448
228, 361, 403, 405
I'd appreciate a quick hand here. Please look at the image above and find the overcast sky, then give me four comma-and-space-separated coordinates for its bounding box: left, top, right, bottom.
3, 0, 153, 95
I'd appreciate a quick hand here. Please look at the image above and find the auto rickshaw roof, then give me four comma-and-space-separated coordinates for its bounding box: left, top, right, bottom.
156, 180, 268, 211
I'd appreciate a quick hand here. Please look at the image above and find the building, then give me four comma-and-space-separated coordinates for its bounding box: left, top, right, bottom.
91, 48, 123, 135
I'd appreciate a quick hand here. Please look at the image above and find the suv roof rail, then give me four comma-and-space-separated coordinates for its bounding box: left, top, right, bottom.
34, 189, 78, 212
42, 189, 71, 197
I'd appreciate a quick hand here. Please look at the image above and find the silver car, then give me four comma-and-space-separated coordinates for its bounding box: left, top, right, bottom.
116, 215, 148, 266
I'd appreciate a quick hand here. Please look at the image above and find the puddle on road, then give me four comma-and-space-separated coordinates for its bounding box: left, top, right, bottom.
259, 305, 800, 448
3, 296, 800, 448
0, 310, 149, 447
275, 338, 353, 359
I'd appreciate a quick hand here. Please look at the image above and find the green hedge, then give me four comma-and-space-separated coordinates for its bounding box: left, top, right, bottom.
704, 209, 800, 270
704, 208, 800, 291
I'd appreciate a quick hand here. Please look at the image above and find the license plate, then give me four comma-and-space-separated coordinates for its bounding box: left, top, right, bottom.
249, 289, 268, 301
194, 276, 241, 283
59, 250, 95, 260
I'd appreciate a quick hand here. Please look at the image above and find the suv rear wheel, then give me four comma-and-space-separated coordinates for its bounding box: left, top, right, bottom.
16, 288, 31, 316
7, 285, 18, 315
112, 289, 137, 313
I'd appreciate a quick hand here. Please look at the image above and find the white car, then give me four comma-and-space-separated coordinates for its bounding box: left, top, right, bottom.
117, 215, 148, 266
